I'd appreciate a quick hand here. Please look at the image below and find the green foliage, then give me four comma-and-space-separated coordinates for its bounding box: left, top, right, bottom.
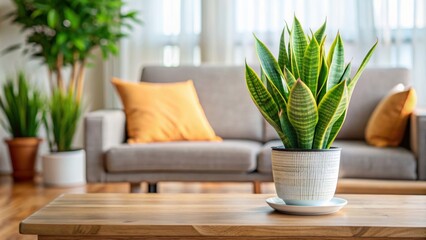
0, 72, 45, 138
246, 16, 378, 149
44, 90, 81, 152
6, 0, 139, 152
8, 0, 139, 70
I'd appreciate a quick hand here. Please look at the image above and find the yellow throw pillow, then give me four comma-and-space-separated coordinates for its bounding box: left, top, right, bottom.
365, 85, 416, 147
112, 78, 221, 143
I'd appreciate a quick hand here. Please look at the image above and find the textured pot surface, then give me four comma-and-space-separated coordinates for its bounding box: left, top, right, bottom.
5, 138, 42, 182
271, 147, 341, 206
42, 149, 86, 187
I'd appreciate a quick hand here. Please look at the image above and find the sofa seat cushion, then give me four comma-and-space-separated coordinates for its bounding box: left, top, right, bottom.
106, 140, 261, 173
335, 140, 417, 179
257, 140, 416, 180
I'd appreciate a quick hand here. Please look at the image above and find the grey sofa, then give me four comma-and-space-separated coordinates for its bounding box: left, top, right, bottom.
84, 66, 426, 193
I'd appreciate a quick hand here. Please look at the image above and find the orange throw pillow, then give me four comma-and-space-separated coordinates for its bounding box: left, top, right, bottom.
112, 78, 221, 143
365, 86, 417, 147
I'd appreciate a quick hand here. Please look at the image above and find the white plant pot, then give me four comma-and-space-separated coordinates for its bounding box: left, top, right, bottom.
42, 149, 86, 187
271, 146, 341, 206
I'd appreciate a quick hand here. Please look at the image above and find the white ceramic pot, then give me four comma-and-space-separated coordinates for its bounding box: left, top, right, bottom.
42, 149, 86, 187
271, 146, 341, 206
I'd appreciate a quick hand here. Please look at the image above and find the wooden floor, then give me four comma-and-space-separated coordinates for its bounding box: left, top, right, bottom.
1, 175, 425, 240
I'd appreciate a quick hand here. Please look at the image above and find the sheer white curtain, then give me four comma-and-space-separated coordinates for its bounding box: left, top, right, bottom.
105, 0, 426, 107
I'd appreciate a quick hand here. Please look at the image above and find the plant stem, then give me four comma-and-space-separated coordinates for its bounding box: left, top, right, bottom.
56, 53, 64, 92
76, 60, 86, 102
68, 53, 78, 95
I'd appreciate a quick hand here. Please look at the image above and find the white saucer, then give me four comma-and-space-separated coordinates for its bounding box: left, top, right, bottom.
266, 196, 347, 216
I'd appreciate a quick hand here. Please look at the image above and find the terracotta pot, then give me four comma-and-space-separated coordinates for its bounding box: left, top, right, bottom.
5, 138, 42, 182
271, 146, 341, 206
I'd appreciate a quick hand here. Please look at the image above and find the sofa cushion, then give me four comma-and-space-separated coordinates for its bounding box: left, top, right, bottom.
365, 86, 416, 147
336, 140, 417, 179
263, 68, 411, 142
257, 140, 416, 180
112, 78, 220, 143
106, 140, 261, 173
141, 66, 263, 141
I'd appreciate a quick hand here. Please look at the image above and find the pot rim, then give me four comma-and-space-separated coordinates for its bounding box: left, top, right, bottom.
43, 149, 84, 157
271, 146, 341, 152
4, 137, 43, 145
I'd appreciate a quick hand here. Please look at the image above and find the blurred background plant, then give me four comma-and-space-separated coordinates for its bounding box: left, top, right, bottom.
0, 72, 45, 138
0, 71, 45, 181
5, 0, 139, 151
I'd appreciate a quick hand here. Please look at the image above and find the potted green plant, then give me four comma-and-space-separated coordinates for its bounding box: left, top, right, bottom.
8, 0, 138, 186
0, 72, 44, 182
246, 16, 377, 206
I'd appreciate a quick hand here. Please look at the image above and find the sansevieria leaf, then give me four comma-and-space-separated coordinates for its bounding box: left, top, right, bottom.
317, 56, 328, 102
245, 63, 287, 143
339, 62, 352, 83
287, 79, 318, 149
327, 33, 344, 91
254, 35, 288, 99
314, 19, 327, 43
325, 109, 347, 148
326, 32, 338, 68
264, 70, 281, 110
278, 27, 290, 73
290, 45, 299, 79
283, 67, 297, 89
313, 80, 348, 149
291, 16, 308, 79
269, 81, 297, 148
302, 36, 320, 96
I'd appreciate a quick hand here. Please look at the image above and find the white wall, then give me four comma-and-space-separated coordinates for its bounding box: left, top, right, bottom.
0, 0, 105, 174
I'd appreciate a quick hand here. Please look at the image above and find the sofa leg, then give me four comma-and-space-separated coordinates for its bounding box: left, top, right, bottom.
130, 182, 141, 193
148, 183, 158, 193
253, 181, 261, 194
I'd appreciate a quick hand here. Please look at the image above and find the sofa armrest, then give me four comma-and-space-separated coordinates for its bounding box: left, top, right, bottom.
411, 108, 426, 180
84, 110, 126, 182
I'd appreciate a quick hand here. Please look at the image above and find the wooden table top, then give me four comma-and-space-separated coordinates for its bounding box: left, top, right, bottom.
20, 194, 426, 239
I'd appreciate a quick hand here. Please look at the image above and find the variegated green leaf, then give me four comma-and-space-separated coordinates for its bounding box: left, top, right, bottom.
254, 35, 288, 99
278, 27, 290, 72
314, 19, 327, 43
245, 63, 283, 138
313, 80, 348, 149
290, 46, 299, 79
291, 16, 308, 79
264, 69, 281, 109
287, 41, 293, 76
326, 32, 338, 68
348, 40, 378, 97
317, 56, 328, 102
302, 36, 320, 96
319, 35, 327, 58
283, 67, 297, 89
287, 79, 318, 148
260, 67, 267, 85
339, 62, 352, 83
327, 33, 344, 91
325, 109, 347, 148
269, 81, 297, 148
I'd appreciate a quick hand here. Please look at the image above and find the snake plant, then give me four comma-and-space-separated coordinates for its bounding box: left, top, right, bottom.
43, 90, 82, 152
0, 72, 45, 138
246, 16, 377, 149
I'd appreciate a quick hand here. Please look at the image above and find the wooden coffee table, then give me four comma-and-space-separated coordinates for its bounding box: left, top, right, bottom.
20, 194, 426, 239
